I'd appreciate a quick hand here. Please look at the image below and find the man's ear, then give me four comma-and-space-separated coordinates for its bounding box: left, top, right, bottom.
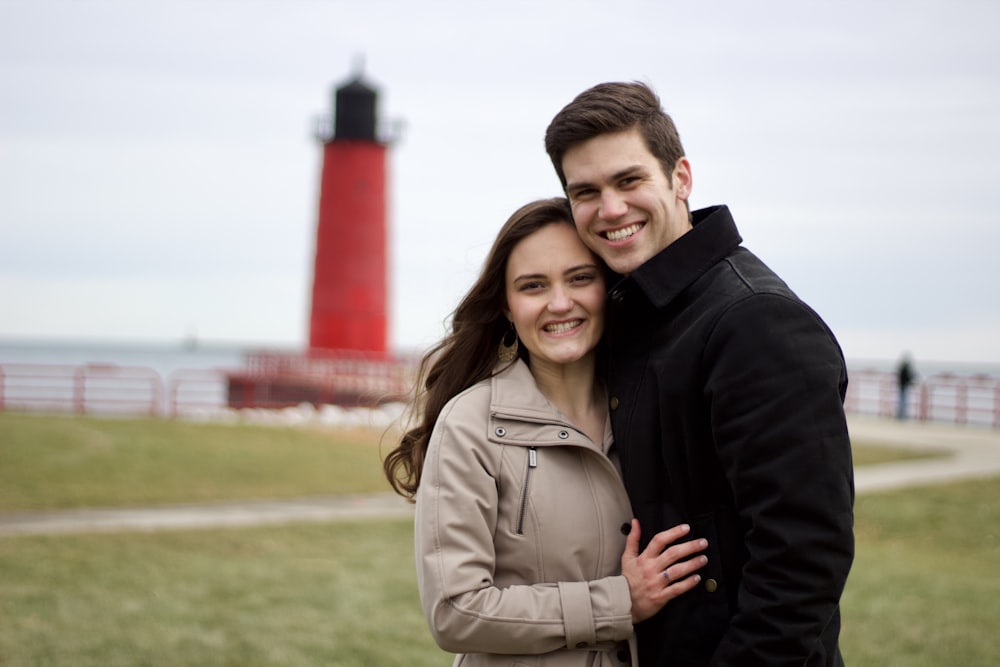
673, 157, 693, 200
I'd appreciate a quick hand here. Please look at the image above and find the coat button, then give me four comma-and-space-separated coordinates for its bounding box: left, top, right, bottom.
620, 522, 631, 535
610, 289, 624, 303
704, 578, 718, 593
494, 427, 506, 437
609, 397, 620, 410
558, 430, 569, 439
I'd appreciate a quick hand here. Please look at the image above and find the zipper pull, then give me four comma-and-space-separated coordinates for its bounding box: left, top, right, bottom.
528, 447, 537, 468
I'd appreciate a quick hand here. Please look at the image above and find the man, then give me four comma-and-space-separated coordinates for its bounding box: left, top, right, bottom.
896, 354, 916, 419
545, 82, 854, 666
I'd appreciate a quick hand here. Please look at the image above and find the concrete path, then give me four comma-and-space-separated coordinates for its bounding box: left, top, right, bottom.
2, 416, 998, 537
849, 415, 1000, 492
0, 493, 414, 537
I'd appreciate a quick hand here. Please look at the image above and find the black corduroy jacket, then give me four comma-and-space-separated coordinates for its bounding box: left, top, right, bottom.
606, 205, 855, 667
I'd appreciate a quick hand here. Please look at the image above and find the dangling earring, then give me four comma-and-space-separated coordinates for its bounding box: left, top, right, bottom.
497, 322, 519, 363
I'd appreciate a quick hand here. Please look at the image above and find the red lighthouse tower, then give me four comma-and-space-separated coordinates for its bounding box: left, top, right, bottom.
225, 70, 412, 410
309, 72, 388, 355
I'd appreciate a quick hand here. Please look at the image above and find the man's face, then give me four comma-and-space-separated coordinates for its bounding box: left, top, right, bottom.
561, 127, 692, 275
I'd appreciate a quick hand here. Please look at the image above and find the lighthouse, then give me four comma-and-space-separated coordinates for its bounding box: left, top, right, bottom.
225, 69, 411, 410
308, 70, 388, 355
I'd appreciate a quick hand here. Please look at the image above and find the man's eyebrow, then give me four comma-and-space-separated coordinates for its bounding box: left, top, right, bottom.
566, 165, 644, 193
564, 178, 593, 194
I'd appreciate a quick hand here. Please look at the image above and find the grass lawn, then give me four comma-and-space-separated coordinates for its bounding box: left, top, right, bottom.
0, 413, 398, 510
849, 441, 948, 466
0, 518, 447, 666
1, 478, 998, 666
2, 412, 993, 665
842, 477, 1000, 665
0, 412, 949, 512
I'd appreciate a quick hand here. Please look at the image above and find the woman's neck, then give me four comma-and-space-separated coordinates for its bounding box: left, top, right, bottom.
528, 356, 606, 443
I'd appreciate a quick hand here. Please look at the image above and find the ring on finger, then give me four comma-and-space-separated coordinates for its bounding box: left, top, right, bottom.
662, 570, 671, 584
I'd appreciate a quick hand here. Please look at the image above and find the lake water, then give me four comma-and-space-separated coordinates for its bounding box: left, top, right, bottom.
0, 339, 269, 379
2, 339, 997, 379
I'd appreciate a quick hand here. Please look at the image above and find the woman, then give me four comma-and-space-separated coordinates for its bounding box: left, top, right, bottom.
384, 198, 707, 666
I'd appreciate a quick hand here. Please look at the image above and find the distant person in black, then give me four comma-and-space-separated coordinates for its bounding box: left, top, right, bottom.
896, 354, 917, 420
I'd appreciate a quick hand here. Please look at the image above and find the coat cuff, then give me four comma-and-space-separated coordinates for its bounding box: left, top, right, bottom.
558, 581, 597, 648
603, 575, 635, 640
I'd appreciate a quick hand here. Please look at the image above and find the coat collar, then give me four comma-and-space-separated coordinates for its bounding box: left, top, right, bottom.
610, 205, 742, 309
490, 360, 559, 423
488, 360, 612, 450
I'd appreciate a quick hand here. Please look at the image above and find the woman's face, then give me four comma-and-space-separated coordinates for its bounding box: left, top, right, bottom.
504, 222, 605, 371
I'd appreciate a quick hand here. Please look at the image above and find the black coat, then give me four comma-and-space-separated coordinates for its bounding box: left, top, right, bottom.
606, 205, 855, 666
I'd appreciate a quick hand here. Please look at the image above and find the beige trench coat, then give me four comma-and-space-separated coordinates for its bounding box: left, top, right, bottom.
415, 360, 638, 666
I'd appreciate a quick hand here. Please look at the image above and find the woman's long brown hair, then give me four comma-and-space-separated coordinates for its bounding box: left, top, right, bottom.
382, 198, 576, 500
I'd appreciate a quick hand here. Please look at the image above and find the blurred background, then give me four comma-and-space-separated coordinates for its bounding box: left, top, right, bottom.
2, 0, 997, 368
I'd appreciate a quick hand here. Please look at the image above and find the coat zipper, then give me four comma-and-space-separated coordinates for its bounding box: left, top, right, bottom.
515, 447, 537, 535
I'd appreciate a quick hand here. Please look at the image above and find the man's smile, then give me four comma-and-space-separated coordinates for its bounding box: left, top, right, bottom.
603, 222, 643, 242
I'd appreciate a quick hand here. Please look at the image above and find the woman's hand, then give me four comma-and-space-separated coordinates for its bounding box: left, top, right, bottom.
620, 519, 708, 624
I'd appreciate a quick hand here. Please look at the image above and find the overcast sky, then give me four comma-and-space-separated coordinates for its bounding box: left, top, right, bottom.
2, 0, 998, 365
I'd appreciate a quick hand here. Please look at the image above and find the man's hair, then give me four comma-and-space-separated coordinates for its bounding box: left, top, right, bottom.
545, 81, 686, 189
